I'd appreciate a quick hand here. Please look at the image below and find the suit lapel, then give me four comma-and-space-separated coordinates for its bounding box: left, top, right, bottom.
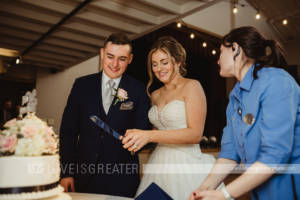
96, 71, 107, 120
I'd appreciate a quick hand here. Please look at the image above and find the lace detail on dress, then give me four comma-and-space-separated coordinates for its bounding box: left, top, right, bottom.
148, 100, 186, 130
148, 100, 202, 158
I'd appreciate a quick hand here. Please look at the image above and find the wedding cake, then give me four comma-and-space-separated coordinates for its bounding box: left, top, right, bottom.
0, 90, 70, 200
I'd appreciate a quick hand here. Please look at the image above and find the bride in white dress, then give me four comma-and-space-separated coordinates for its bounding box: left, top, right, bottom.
122, 36, 222, 200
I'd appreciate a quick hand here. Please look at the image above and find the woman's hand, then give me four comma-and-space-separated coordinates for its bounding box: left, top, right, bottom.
190, 190, 225, 200
122, 129, 151, 152
189, 184, 212, 200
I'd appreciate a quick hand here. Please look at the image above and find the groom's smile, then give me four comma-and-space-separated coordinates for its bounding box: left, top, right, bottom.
100, 41, 133, 79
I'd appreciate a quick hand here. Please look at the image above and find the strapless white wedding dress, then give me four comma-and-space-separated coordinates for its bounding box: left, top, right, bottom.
136, 100, 220, 199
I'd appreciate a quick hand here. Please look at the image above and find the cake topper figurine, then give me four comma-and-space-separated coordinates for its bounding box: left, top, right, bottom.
19, 89, 37, 117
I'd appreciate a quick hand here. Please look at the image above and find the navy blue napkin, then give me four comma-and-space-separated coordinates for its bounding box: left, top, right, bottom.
135, 182, 173, 200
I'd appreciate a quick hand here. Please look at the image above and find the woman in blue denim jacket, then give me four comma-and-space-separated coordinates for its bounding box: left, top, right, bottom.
190, 26, 300, 200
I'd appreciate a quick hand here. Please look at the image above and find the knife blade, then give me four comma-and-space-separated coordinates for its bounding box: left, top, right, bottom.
89, 115, 123, 140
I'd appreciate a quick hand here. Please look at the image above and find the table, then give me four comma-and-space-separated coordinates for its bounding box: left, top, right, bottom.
68, 192, 133, 200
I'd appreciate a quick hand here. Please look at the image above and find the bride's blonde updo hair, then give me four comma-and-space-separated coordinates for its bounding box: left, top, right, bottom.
146, 36, 187, 96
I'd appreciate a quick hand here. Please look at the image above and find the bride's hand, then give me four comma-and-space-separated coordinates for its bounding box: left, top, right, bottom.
122, 129, 150, 152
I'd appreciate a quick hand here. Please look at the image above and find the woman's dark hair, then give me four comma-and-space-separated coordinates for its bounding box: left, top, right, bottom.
222, 26, 287, 79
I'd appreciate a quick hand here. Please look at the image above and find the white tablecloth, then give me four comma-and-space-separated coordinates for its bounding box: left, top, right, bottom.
68, 192, 133, 200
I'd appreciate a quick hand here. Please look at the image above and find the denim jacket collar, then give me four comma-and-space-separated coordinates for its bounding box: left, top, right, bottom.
240, 64, 255, 91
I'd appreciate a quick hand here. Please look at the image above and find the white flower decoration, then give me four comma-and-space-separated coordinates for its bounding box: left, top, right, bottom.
113, 88, 128, 105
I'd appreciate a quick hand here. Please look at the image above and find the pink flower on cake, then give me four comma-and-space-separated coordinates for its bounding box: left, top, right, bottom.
113, 88, 128, 105
44, 128, 58, 154
21, 125, 37, 138
46, 127, 55, 135
47, 138, 58, 153
0, 134, 17, 153
0, 113, 58, 156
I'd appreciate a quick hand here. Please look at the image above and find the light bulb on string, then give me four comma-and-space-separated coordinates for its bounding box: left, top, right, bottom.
16, 56, 22, 64
202, 42, 207, 48
190, 33, 195, 39
282, 19, 288, 25
177, 21, 182, 28
212, 49, 217, 55
233, 5, 238, 14
255, 11, 261, 20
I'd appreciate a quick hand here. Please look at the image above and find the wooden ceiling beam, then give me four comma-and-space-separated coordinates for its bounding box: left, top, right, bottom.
0, 25, 41, 41
0, 34, 33, 47
35, 44, 91, 59
136, 0, 182, 14
26, 51, 78, 63
89, 0, 160, 25
18, 0, 141, 34
62, 22, 110, 39
0, 35, 92, 59
43, 37, 98, 53
23, 55, 68, 67
0, 23, 99, 54
0, 33, 97, 55
75, 11, 141, 34
22, 60, 63, 70
0, 2, 63, 25
52, 30, 104, 47
0, 14, 51, 33
0, 48, 19, 57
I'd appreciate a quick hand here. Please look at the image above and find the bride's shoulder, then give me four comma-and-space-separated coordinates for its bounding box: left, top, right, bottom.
182, 79, 205, 99
183, 79, 203, 90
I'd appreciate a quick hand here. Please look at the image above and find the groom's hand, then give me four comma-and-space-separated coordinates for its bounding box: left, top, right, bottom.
60, 177, 75, 192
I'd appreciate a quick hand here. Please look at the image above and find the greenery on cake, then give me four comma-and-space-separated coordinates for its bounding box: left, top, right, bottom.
0, 113, 58, 156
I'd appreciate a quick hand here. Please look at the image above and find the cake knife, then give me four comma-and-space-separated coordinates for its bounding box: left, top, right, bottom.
89, 115, 123, 140
90, 115, 135, 155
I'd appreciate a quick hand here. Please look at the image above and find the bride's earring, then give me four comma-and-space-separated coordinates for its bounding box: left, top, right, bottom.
174, 63, 180, 74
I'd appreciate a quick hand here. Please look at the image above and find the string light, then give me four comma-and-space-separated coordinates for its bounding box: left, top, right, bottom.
16, 56, 22, 64
255, 11, 261, 20
282, 19, 288, 25
177, 21, 182, 28
172, 22, 220, 55
190, 33, 195, 39
233, 5, 238, 14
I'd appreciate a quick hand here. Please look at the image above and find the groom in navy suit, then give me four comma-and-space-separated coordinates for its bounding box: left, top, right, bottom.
59, 33, 151, 197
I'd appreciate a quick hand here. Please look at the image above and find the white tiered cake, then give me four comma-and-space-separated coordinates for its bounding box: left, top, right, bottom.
0, 112, 70, 200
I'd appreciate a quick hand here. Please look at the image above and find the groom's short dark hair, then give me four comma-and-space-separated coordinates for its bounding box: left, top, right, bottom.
103, 32, 132, 52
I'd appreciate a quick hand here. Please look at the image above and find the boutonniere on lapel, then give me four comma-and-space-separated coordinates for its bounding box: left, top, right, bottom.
113, 87, 128, 105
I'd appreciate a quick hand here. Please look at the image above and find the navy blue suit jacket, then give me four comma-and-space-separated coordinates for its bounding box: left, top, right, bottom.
59, 72, 151, 197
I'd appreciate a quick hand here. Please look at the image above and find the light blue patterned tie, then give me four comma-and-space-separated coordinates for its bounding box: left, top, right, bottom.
103, 79, 115, 114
